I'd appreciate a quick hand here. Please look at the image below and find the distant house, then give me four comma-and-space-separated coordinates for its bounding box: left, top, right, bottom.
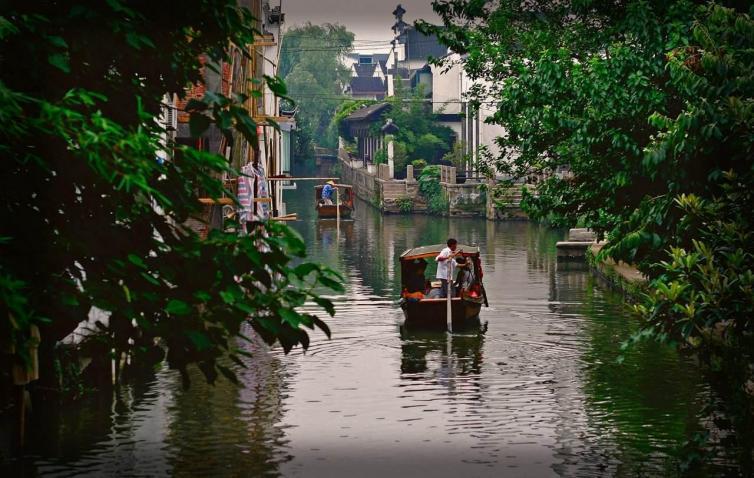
341, 102, 392, 164
346, 77, 387, 100
344, 53, 389, 100
384, 6, 505, 177
386, 26, 448, 96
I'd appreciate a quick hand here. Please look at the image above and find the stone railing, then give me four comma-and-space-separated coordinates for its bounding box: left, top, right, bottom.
439, 165, 457, 184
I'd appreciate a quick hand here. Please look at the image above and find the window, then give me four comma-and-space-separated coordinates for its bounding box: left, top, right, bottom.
359, 56, 373, 65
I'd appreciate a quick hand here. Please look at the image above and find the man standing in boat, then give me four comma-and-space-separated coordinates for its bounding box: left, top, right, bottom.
321, 180, 336, 205
435, 238, 460, 298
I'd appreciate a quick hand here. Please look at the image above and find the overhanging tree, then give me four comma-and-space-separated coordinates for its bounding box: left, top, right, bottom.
1, 0, 342, 390
423, 0, 754, 467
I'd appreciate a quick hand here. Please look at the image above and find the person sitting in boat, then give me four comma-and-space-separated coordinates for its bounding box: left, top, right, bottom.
321, 180, 336, 205
435, 238, 460, 298
454, 256, 476, 297
403, 259, 427, 301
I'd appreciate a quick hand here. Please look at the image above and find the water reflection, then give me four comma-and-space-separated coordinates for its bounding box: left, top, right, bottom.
399, 326, 486, 378
3, 184, 723, 477
165, 330, 289, 477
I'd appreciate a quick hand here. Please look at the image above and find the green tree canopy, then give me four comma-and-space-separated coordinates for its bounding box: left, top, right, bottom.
1, 0, 342, 389
280, 23, 354, 154
423, 1, 754, 465
422, 0, 752, 269
386, 87, 455, 174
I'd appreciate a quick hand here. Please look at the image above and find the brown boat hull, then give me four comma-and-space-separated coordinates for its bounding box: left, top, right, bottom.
401, 298, 482, 330
317, 204, 352, 218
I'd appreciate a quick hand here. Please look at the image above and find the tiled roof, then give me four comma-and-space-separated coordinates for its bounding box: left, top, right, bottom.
405, 27, 448, 61
353, 63, 377, 77
349, 77, 386, 94
344, 102, 391, 122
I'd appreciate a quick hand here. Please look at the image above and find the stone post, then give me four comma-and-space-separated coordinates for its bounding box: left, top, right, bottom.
387, 139, 394, 179
486, 177, 495, 220
406, 164, 414, 182
449, 166, 457, 185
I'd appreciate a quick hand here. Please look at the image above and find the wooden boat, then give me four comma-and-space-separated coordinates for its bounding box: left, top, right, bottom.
315, 183, 354, 219
399, 244, 488, 330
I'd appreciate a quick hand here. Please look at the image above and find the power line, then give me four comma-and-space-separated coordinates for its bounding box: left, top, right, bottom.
286, 94, 499, 105
281, 39, 449, 53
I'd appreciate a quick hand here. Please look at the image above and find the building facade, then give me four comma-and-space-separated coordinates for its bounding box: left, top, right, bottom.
173, 0, 294, 232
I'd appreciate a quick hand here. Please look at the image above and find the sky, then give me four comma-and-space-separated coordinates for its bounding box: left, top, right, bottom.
280, 0, 441, 53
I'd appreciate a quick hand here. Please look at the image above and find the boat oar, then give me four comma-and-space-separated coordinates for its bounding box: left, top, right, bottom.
446, 257, 453, 333
336, 187, 340, 238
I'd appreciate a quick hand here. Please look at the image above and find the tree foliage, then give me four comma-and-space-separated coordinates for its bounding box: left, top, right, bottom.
280, 23, 354, 154
425, 0, 754, 466
424, 0, 753, 322
385, 86, 455, 168
1, 0, 342, 388
331, 85, 455, 176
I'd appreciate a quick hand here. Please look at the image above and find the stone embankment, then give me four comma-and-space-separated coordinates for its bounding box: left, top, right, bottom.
556, 228, 647, 298
337, 149, 525, 219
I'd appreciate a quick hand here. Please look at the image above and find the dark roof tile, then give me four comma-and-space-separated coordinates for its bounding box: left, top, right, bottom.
349, 77, 386, 94
344, 102, 391, 122
353, 63, 377, 77
405, 27, 448, 61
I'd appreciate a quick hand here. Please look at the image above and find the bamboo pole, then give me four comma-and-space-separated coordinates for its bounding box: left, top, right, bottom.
265, 177, 340, 181
447, 263, 453, 333
336, 187, 340, 239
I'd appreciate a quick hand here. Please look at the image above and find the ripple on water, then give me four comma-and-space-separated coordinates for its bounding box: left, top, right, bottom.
7, 193, 717, 477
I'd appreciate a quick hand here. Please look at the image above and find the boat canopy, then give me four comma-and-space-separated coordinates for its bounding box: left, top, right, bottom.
400, 244, 480, 261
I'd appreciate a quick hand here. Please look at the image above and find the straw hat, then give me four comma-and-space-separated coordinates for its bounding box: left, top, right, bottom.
326, 180, 335, 186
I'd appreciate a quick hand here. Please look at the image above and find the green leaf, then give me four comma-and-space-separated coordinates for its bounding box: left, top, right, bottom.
279, 308, 301, 326
263, 75, 287, 96
166, 299, 191, 315
312, 296, 336, 316
185, 330, 211, 350
293, 263, 319, 279
48, 53, 70, 73
318, 275, 344, 292
46, 35, 68, 49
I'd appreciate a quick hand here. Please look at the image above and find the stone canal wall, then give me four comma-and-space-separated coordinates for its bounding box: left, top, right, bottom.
338, 149, 525, 219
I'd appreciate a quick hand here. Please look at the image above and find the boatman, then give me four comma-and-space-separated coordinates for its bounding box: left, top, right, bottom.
435, 238, 460, 298
321, 180, 336, 205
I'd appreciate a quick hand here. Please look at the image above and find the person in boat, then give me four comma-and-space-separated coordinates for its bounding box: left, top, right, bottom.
403, 259, 427, 301
321, 180, 336, 205
454, 256, 475, 297
435, 238, 460, 298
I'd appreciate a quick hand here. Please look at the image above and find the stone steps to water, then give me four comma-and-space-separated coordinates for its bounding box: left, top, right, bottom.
381, 182, 408, 199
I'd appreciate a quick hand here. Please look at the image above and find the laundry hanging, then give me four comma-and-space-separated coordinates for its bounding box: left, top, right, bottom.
237, 163, 254, 224
253, 161, 270, 220
237, 161, 270, 223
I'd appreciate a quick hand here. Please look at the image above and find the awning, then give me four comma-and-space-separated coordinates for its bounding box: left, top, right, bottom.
400, 244, 479, 261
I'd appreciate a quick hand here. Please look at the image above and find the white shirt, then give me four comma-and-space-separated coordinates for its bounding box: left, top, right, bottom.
435, 247, 456, 280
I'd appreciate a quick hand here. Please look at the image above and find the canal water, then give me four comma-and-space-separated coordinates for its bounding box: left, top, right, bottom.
7, 186, 716, 477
